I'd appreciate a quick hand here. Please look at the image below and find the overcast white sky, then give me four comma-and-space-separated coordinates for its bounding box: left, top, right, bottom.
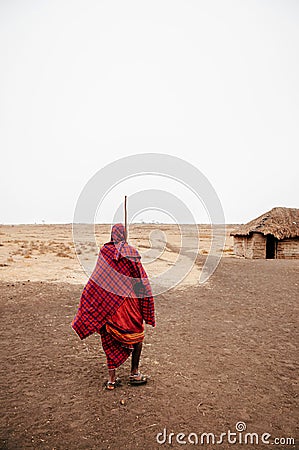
1, 0, 298, 224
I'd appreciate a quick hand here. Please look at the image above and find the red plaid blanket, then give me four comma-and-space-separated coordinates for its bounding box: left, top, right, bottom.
72, 224, 155, 340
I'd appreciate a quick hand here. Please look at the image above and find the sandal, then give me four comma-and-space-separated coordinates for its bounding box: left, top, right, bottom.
129, 372, 147, 386
105, 377, 122, 391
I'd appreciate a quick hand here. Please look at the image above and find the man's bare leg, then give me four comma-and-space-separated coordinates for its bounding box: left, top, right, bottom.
131, 342, 143, 379
108, 368, 116, 383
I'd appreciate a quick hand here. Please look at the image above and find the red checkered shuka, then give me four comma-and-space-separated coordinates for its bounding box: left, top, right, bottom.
71, 224, 155, 341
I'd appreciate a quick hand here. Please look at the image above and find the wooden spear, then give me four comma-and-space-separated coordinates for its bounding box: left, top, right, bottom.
124, 195, 128, 242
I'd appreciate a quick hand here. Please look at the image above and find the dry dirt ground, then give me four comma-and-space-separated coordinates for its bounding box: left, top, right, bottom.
1, 257, 298, 449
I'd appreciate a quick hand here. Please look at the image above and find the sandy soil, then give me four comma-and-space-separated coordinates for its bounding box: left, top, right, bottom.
0, 226, 298, 449
0, 224, 234, 286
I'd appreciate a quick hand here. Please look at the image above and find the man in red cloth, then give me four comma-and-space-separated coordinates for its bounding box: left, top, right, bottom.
72, 223, 155, 390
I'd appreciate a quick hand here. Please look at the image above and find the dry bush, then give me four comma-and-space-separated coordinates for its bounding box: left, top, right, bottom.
38, 243, 49, 255
29, 244, 39, 251
56, 252, 71, 258
12, 247, 24, 255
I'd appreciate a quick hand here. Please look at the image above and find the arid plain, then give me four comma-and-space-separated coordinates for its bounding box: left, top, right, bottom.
0, 224, 298, 449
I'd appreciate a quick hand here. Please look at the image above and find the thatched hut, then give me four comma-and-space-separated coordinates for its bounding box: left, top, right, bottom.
231, 207, 299, 259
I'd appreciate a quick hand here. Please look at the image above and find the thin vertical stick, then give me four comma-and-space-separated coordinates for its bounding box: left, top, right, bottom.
124, 195, 128, 242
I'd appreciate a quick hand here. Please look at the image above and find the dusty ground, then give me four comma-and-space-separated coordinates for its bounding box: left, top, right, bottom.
0, 226, 298, 449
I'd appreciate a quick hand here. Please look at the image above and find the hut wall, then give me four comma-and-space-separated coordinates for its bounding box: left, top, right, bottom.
277, 238, 299, 259
244, 235, 254, 258
233, 236, 245, 257
250, 233, 266, 259
233, 233, 266, 258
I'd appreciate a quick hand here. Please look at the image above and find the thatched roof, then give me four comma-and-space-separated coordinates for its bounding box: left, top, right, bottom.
231, 207, 299, 240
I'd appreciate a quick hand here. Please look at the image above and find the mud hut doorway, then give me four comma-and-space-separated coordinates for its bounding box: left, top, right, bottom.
266, 234, 277, 259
